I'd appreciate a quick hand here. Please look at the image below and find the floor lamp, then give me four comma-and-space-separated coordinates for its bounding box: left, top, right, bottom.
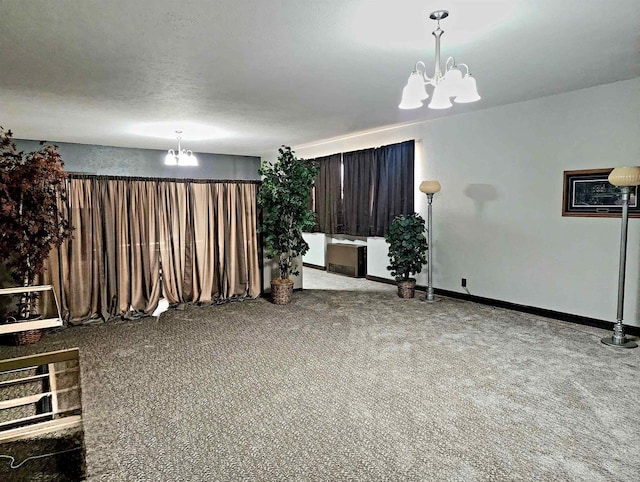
419, 180, 441, 302
601, 166, 640, 348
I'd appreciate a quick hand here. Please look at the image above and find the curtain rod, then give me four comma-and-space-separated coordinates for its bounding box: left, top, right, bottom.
66, 173, 262, 185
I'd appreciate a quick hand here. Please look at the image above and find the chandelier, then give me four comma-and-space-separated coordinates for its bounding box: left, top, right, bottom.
164, 131, 198, 166
399, 10, 480, 110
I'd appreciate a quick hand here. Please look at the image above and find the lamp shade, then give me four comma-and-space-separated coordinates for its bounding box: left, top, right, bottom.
407, 71, 429, 100
428, 84, 453, 109
419, 180, 441, 194
399, 85, 423, 109
178, 150, 198, 167
454, 74, 481, 103
608, 167, 640, 187
164, 150, 178, 166
441, 67, 463, 98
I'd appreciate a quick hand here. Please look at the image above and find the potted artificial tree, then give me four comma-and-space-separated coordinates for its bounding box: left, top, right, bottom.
385, 213, 428, 298
0, 127, 72, 344
258, 145, 318, 305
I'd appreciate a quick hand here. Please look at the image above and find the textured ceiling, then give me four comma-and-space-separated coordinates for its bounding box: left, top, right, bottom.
0, 0, 638, 156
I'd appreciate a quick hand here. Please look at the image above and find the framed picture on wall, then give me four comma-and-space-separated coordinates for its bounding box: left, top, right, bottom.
562, 168, 640, 218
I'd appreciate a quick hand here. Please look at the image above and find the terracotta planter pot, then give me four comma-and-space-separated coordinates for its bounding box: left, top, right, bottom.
271, 278, 294, 305
397, 279, 416, 299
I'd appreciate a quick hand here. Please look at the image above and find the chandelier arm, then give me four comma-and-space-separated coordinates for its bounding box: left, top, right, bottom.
414, 60, 426, 74
445, 56, 456, 72
413, 62, 433, 83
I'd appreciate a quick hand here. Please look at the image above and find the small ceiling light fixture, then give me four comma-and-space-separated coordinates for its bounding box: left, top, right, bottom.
165, 131, 198, 166
399, 10, 480, 110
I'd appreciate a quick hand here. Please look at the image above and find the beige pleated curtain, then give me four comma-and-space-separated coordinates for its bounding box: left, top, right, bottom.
42, 176, 260, 324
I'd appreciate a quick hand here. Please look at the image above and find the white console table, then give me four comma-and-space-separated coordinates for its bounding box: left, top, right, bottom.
0, 285, 63, 334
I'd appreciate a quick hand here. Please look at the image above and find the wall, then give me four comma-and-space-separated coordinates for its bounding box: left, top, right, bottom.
288, 78, 640, 326
302, 233, 327, 267
14, 139, 261, 180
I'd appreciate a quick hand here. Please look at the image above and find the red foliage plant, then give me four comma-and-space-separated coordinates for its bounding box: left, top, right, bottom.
0, 127, 72, 312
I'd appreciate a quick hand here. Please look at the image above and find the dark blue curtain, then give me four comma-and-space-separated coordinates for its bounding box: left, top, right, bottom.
309, 140, 414, 237
313, 153, 343, 234
370, 140, 415, 237
342, 148, 375, 236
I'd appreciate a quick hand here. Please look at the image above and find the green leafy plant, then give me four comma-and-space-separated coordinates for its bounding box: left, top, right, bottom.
257, 146, 319, 281
0, 127, 72, 318
385, 213, 428, 281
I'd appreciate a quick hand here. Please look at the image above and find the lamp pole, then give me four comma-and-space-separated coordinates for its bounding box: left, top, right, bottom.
426, 193, 435, 302
420, 180, 441, 303
601, 167, 640, 348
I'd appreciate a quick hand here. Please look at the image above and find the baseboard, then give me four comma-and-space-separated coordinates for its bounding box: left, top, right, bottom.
366, 274, 396, 286
365, 275, 639, 337
435, 288, 640, 337
303, 262, 326, 271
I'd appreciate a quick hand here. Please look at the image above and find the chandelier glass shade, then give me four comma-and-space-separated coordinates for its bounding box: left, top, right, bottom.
399, 10, 480, 110
164, 131, 198, 166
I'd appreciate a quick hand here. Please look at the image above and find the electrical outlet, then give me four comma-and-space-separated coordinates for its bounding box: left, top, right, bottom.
461, 278, 467, 288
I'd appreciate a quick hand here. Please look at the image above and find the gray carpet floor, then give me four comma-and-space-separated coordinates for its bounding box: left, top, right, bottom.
1, 290, 639, 481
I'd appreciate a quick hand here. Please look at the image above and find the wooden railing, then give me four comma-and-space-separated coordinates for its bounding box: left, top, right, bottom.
0, 285, 64, 334
0, 348, 82, 443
